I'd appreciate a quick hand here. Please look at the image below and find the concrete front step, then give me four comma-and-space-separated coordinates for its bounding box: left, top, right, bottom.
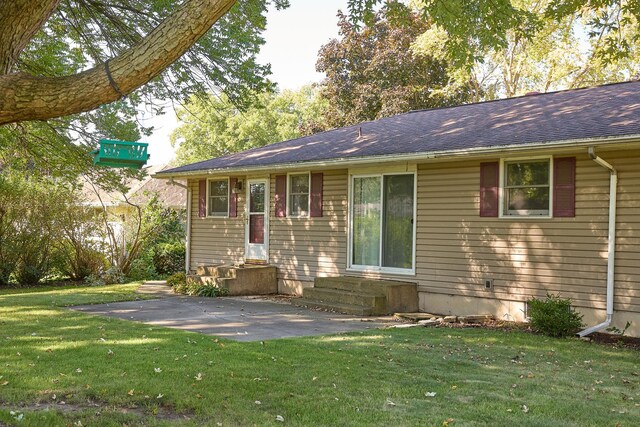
195, 264, 236, 278
189, 264, 277, 296
303, 276, 419, 315
302, 287, 386, 313
292, 298, 377, 316
315, 276, 410, 294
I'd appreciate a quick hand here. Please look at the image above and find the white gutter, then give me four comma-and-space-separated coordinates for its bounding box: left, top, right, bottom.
578, 147, 617, 337
167, 178, 191, 273
152, 134, 640, 179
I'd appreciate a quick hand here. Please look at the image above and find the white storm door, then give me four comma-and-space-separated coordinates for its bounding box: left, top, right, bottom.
245, 179, 269, 262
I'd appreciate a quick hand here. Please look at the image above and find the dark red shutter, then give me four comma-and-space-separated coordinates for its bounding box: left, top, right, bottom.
275, 175, 287, 217
310, 172, 323, 217
229, 177, 238, 217
480, 162, 499, 217
198, 179, 206, 218
553, 157, 576, 217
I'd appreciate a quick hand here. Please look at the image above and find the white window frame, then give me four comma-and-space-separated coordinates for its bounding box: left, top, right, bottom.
347, 169, 417, 276
499, 156, 553, 219
287, 172, 310, 218
206, 177, 229, 218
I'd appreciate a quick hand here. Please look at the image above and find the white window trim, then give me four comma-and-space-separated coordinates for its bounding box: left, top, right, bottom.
346, 170, 417, 276
286, 172, 310, 218
206, 177, 230, 218
498, 156, 553, 219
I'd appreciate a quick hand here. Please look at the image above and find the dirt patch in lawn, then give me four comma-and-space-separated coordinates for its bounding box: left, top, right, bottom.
1, 400, 195, 422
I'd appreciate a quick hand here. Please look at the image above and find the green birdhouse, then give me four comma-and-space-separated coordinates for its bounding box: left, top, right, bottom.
91, 139, 150, 169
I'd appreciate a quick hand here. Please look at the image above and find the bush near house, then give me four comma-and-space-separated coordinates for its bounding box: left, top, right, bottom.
167, 272, 228, 297
528, 293, 584, 337
123, 197, 186, 281
0, 173, 184, 287
0, 173, 106, 286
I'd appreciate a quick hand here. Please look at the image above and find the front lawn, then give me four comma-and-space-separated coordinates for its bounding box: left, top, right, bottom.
0, 284, 638, 426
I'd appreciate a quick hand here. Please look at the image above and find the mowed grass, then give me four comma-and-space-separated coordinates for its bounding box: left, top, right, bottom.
0, 284, 638, 426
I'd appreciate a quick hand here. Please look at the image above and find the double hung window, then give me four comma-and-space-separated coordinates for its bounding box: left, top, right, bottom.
503, 159, 551, 216
207, 179, 229, 217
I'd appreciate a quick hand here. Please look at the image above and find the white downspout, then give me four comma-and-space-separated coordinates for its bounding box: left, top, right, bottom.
578, 147, 617, 337
168, 178, 191, 274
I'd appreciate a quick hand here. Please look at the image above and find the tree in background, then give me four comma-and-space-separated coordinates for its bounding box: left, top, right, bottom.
349, 1, 640, 79
316, 2, 474, 129
171, 86, 328, 165
411, 0, 640, 99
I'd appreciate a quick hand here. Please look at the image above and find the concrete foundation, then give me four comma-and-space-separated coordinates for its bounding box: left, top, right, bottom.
419, 291, 640, 337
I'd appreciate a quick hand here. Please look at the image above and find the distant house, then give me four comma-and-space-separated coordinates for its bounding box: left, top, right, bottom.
81, 164, 186, 240
156, 81, 640, 337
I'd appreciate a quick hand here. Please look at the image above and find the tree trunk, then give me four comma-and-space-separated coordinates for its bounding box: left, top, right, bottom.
0, 0, 237, 125
0, 0, 61, 74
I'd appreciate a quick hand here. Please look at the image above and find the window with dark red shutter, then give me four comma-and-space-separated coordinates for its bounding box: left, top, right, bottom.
229, 177, 238, 218
310, 172, 323, 217
275, 175, 287, 217
553, 157, 576, 217
480, 162, 499, 217
198, 179, 206, 218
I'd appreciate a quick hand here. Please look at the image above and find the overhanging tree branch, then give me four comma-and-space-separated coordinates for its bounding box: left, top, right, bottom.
0, 0, 237, 125
0, 0, 61, 74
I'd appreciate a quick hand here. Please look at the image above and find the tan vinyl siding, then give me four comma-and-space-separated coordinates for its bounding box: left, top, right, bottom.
188, 178, 245, 270
269, 169, 347, 283
415, 149, 640, 314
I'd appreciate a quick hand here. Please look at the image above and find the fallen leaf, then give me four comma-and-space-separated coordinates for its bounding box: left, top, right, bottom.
128, 389, 134, 396
1, 381, 8, 386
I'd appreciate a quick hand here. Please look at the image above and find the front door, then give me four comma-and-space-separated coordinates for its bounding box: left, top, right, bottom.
245, 179, 269, 262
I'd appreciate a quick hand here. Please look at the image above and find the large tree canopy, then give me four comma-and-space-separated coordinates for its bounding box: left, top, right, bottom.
0, 0, 284, 125
412, 0, 640, 99
316, 3, 474, 129
350, 0, 640, 69
0, 0, 285, 185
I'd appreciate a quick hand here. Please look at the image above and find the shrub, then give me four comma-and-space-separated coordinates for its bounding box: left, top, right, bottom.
167, 273, 228, 297
153, 241, 186, 275
195, 284, 229, 297
527, 293, 584, 337
167, 272, 186, 288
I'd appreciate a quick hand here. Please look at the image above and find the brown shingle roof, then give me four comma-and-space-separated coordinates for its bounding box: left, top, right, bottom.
80, 164, 186, 208
158, 81, 640, 176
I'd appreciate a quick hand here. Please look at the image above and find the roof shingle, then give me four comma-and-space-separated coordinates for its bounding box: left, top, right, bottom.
160, 81, 640, 175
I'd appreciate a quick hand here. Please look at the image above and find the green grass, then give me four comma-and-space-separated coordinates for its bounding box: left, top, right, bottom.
0, 284, 638, 426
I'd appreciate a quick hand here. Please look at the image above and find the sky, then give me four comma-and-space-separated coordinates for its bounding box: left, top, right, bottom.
145, 0, 349, 166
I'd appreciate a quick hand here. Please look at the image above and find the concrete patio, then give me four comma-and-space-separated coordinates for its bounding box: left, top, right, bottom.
70, 282, 394, 342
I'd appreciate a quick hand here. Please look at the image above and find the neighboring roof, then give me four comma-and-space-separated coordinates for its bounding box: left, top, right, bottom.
81, 164, 186, 208
158, 80, 640, 176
